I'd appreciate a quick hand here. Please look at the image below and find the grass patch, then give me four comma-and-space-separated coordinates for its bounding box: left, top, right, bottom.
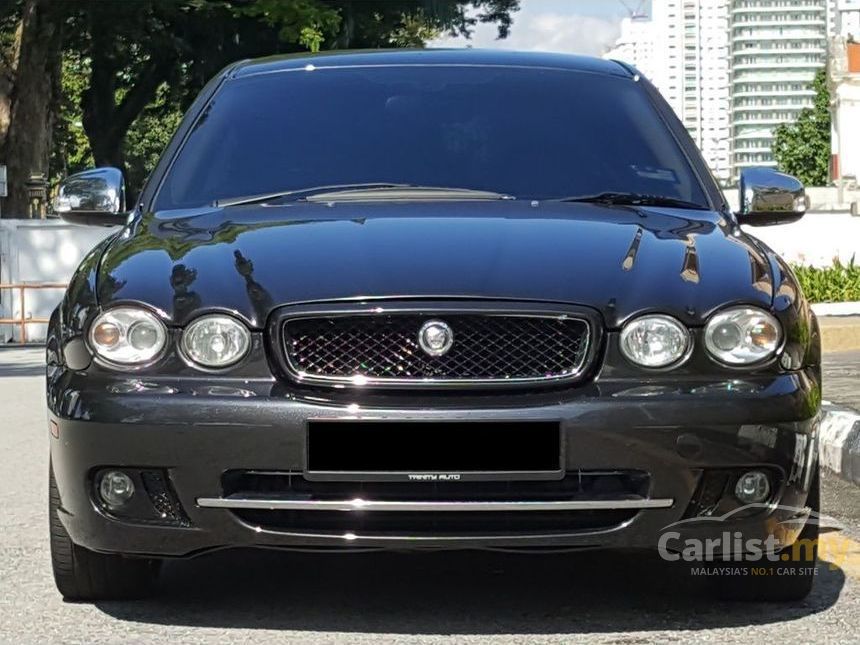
791, 258, 860, 303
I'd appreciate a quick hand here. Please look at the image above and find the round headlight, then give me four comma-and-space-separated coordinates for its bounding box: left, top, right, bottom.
181, 315, 250, 368
89, 307, 167, 365
704, 307, 781, 365
620, 314, 690, 368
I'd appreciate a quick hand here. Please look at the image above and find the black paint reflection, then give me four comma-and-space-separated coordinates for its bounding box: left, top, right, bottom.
171, 264, 202, 322
234, 250, 274, 324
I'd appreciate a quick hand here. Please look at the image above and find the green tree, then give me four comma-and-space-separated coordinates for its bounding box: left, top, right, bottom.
2, 0, 517, 216
72, 0, 518, 200
51, 52, 94, 180
772, 69, 831, 186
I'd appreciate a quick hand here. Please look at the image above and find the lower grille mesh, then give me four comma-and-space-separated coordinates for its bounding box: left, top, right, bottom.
282, 313, 590, 384
223, 470, 650, 500
234, 508, 636, 535
224, 470, 648, 536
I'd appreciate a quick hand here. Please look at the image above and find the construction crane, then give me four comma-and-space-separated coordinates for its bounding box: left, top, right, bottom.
618, 0, 647, 19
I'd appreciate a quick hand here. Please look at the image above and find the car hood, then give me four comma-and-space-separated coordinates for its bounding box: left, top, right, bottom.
97, 201, 774, 328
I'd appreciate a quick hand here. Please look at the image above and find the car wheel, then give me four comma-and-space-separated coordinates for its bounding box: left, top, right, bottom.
714, 466, 820, 602
49, 464, 161, 601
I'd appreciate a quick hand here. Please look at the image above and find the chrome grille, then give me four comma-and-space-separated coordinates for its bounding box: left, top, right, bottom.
280, 312, 591, 386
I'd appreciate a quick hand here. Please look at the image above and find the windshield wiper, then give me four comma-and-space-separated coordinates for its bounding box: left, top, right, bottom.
556, 191, 708, 210
304, 185, 514, 203
216, 184, 513, 207
215, 183, 410, 208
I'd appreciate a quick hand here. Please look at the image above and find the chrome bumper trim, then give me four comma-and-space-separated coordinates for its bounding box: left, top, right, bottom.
196, 496, 675, 512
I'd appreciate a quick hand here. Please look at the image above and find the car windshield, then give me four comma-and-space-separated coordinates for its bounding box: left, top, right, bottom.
155, 65, 710, 210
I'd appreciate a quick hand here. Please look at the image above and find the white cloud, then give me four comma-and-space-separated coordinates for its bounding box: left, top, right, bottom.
431, 6, 621, 57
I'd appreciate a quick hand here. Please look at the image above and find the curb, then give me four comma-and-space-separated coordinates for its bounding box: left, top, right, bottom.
820, 403, 860, 487
821, 324, 860, 353
817, 315, 860, 353
812, 302, 860, 317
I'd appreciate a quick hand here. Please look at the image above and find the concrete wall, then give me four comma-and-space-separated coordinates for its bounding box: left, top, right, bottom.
830, 38, 860, 185
744, 211, 860, 267
833, 76, 860, 182
0, 219, 119, 342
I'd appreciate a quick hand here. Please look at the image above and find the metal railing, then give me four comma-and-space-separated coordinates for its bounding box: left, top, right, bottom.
0, 282, 67, 343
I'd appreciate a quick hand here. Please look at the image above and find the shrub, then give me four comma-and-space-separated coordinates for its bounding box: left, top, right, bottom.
791, 258, 860, 303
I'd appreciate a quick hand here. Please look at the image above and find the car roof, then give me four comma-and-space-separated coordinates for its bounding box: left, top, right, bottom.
229, 48, 634, 80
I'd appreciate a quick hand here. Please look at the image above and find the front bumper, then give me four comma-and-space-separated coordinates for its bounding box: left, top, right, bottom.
48, 368, 820, 557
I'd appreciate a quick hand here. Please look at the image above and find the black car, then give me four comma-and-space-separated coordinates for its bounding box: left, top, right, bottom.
48, 49, 821, 602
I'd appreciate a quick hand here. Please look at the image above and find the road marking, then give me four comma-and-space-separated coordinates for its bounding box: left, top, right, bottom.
820, 532, 860, 579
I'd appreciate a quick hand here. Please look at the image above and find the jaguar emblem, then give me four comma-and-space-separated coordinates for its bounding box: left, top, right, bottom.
418, 320, 454, 357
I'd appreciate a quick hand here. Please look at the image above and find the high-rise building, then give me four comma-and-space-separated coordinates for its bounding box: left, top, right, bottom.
729, 0, 835, 176
605, 1, 732, 183
676, 0, 731, 183
605, 14, 659, 82
606, 0, 839, 184
836, 0, 860, 38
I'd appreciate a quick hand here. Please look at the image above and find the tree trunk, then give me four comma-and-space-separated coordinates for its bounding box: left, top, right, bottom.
81, 24, 122, 170
0, 20, 20, 153
1, 0, 61, 218
0, 73, 11, 153
334, 0, 355, 49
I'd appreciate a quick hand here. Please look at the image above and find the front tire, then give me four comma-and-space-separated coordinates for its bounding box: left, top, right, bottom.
50, 465, 161, 601
714, 467, 820, 602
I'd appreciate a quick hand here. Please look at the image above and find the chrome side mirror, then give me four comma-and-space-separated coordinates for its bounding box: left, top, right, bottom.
737, 167, 808, 226
54, 167, 127, 226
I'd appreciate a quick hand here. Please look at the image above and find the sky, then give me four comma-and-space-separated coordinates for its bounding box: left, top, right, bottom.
431, 0, 649, 57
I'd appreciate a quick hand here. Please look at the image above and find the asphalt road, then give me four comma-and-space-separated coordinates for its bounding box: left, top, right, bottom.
2, 348, 859, 644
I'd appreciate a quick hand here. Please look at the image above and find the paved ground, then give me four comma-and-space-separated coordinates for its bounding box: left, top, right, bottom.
823, 349, 860, 411
2, 347, 860, 644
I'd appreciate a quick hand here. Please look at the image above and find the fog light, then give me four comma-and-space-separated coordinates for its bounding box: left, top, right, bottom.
734, 470, 771, 504
99, 470, 135, 507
